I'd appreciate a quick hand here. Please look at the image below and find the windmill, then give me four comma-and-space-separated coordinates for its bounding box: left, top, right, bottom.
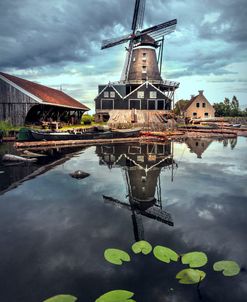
94, 0, 179, 124
101, 0, 177, 82
96, 143, 177, 241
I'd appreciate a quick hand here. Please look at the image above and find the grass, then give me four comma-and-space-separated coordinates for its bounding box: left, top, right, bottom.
0, 121, 20, 134
60, 121, 107, 131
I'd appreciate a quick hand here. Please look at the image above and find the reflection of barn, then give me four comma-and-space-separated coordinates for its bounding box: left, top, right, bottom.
0, 72, 89, 125
96, 143, 176, 241
0, 145, 88, 194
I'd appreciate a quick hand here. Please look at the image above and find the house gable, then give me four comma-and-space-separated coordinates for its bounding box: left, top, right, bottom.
95, 84, 123, 100
185, 91, 215, 118
124, 81, 167, 100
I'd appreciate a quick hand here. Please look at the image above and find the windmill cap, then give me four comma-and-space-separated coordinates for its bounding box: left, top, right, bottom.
135, 34, 157, 47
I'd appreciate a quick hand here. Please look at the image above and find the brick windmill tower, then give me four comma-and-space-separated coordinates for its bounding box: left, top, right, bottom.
94, 0, 179, 127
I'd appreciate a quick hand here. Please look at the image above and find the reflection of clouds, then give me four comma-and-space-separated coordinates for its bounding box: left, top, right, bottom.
223, 165, 247, 176
197, 209, 214, 220
0, 140, 246, 301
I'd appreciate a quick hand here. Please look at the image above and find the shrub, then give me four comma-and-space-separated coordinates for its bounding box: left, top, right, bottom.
81, 114, 94, 125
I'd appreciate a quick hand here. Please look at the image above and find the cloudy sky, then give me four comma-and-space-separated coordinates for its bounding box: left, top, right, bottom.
0, 0, 246, 111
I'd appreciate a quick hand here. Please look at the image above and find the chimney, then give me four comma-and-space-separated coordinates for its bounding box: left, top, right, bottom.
191, 94, 195, 99
198, 90, 204, 96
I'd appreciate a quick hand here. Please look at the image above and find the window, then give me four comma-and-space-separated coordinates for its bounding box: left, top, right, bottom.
104, 91, 109, 98
149, 91, 157, 99
148, 100, 156, 110
142, 66, 147, 73
157, 100, 164, 110
193, 112, 197, 116
137, 91, 144, 99
196, 102, 200, 108
202, 102, 206, 108
133, 57, 136, 62
205, 112, 209, 117
110, 91, 115, 98
130, 99, 140, 109
142, 53, 147, 61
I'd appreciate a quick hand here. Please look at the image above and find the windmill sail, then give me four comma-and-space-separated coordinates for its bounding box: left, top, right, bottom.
132, 0, 146, 31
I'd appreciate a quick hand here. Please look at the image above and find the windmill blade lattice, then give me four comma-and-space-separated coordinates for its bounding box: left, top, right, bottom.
132, 0, 146, 31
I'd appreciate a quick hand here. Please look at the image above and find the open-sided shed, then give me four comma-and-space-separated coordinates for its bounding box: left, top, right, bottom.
0, 72, 89, 125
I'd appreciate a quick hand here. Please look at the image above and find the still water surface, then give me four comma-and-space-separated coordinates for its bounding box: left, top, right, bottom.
0, 138, 246, 302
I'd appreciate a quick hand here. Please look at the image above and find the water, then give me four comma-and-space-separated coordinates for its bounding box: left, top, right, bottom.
0, 137, 246, 302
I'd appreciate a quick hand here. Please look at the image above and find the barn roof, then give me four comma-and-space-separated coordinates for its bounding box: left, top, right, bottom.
0, 72, 89, 111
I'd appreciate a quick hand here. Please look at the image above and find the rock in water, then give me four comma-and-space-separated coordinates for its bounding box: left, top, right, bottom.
70, 170, 90, 179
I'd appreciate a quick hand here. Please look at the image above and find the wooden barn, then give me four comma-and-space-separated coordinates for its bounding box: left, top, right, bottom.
0, 72, 89, 126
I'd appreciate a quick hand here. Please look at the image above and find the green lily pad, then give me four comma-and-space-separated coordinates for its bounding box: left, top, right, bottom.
176, 268, 206, 284
132, 241, 152, 255
153, 245, 179, 263
104, 249, 131, 265
43, 295, 77, 302
181, 251, 208, 268
213, 260, 240, 277
95, 290, 135, 302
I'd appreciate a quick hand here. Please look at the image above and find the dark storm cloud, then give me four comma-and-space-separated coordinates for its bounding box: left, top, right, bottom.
0, 0, 133, 69
0, 0, 246, 78
198, 0, 247, 44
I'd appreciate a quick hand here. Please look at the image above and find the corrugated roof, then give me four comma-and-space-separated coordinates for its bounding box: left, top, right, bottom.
0, 72, 89, 111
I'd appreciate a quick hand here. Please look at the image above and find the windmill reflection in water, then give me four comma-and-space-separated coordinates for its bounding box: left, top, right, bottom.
96, 142, 177, 241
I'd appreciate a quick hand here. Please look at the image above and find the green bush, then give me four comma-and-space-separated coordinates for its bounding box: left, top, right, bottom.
0, 120, 19, 135
81, 114, 94, 125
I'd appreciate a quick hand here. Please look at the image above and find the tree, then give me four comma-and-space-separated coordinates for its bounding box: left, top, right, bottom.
213, 96, 245, 117
230, 96, 240, 116
174, 99, 190, 115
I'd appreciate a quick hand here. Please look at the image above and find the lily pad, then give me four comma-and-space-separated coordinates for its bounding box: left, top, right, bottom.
176, 268, 206, 284
153, 245, 179, 263
43, 295, 77, 302
95, 290, 135, 302
132, 241, 152, 255
213, 260, 240, 277
181, 251, 208, 268
104, 249, 131, 265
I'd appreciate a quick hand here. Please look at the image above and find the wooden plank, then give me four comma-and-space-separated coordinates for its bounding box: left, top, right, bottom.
15, 136, 157, 149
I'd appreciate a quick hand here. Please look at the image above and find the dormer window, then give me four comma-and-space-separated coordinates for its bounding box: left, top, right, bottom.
137, 91, 144, 99
149, 91, 157, 99
110, 91, 115, 98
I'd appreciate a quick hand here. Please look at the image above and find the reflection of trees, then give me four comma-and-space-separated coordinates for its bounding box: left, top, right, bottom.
223, 138, 238, 149
230, 138, 237, 150
223, 139, 228, 147
96, 143, 176, 241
